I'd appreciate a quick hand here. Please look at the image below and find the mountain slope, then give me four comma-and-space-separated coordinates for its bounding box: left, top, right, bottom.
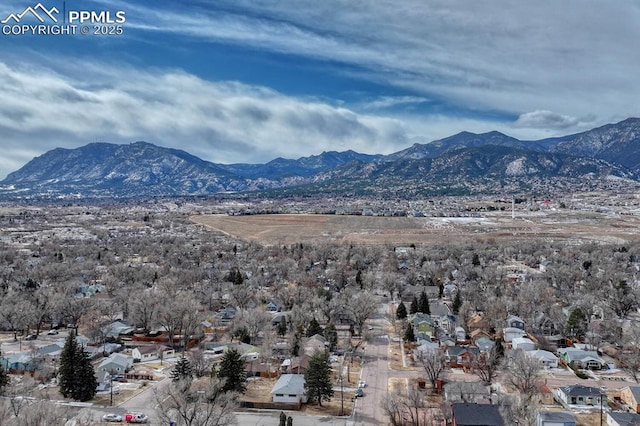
542, 117, 640, 171
386, 130, 542, 161
1, 141, 243, 196
219, 150, 383, 179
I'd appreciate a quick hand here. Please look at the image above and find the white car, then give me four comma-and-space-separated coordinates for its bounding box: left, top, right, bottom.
102, 413, 122, 422
358, 380, 367, 388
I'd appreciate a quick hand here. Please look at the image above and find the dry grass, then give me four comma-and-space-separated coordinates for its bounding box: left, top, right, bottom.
190, 211, 640, 246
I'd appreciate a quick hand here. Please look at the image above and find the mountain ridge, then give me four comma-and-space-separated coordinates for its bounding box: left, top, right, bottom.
2, 117, 639, 199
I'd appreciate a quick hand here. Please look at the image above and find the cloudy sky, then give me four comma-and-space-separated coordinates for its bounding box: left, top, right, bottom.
0, 0, 639, 179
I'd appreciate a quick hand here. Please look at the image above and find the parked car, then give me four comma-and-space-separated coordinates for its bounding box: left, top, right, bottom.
25, 334, 37, 340
358, 380, 367, 388
46, 330, 59, 335
102, 413, 123, 422
124, 413, 148, 423
355, 388, 364, 398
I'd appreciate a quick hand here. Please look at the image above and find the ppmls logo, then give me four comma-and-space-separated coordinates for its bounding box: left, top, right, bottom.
1, 3, 59, 24
2, 2, 126, 36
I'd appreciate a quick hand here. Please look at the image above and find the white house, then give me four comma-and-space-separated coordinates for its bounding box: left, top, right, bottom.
512, 337, 536, 351
503, 327, 526, 343
271, 374, 307, 404
536, 411, 576, 426
527, 350, 559, 369
132, 345, 175, 363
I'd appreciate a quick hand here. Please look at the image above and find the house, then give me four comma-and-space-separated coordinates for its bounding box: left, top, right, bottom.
620, 385, 640, 413
443, 381, 491, 403
97, 353, 133, 374
535, 410, 576, 426
287, 354, 312, 374
474, 337, 495, 353
512, 337, 536, 351
557, 347, 606, 370
445, 346, 480, 367
506, 315, 525, 330
527, 350, 559, 369
37, 343, 64, 362
271, 374, 307, 404
132, 345, 174, 362
303, 335, 327, 356
0, 352, 38, 373
266, 301, 280, 312
537, 382, 555, 406
414, 342, 440, 360
555, 385, 606, 407
467, 313, 491, 333
102, 320, 135, 339
607, 411, 640, 426
503, 327, 526, 343
214, 305, 237, 325
451, 403, 504, 426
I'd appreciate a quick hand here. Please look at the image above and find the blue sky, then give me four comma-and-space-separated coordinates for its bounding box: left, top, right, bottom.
1, 0, 639, 179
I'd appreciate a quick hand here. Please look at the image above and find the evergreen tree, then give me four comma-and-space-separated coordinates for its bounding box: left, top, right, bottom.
323, 322, 338, 351
0, 361, 9, 395
404, 323, 416, 342
279, 411, 287, 426
287, 416, 293, 426
58, 332, 78, 399
493, 338, 505, 359
418, 291, 430, 315
355, 269, 363, 289
58, 332, 97, 401
452, 291, 462, 315
410, 296, 419, 314
217, 348, 247, 393
277, 319, 288, 337
171, 356, 194, 382
74, 346, 98, 401
304, 352, 334, 406
396, 302, 408, 320
306, 318, 323, 337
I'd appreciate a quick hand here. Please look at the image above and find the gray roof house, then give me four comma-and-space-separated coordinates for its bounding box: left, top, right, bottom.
536, 410, 576, 426
451, 403, 504, 426
555, 384, 606, 407
97, 353, 133, 373
607, 411, 640, 426
271, 374, 307, 404
443, 381, 490, 403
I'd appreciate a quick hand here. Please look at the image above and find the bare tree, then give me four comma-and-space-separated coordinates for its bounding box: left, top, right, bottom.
189, 349, 212, 378
417, 350, 448, 390
467, 345, 502, 385
382, 390, 404, 426
505, 351, 542, 402
345, 291, 378, 335
154, 377, 238, 426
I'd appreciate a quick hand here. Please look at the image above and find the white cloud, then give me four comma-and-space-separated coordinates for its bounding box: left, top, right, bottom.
514, 111, 580, 129
0, 60, 411, 179
115, 0, 640, 122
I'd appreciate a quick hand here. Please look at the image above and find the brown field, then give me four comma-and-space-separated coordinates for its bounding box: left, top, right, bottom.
190, 211, 640, 246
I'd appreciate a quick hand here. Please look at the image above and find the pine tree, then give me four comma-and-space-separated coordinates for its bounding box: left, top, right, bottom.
419, 291, 430, 315
0, 361, 9, 395
73, 346, 97, 401
410, 296, 419, 314
217, 348, 247, 393
58, 332, 78, 399
323, 322, 338, 351
58, 332, 97, 401
396, 302, 408, 320
277, 319, 288, 337
171, 356, 194, 382
279, 411, 287, 426
404, 323, 415, 342
452, 291, 462, 315
306, 318, 323, 337
304, 352, 334, 406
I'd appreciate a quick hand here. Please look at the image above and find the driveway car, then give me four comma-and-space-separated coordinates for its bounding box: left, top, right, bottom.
25, 334, 37, 340
355, 388, 364, 397
124, 413, 148, 423
102, 413, 122, 422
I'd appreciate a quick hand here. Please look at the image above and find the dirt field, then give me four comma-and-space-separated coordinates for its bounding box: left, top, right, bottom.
190, 211, 640, 246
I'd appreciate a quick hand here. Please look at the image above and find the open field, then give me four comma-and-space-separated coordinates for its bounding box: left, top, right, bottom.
190, 211, 640, 246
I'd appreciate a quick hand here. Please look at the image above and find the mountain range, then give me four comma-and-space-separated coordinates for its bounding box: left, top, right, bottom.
1, 118, 639, 199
